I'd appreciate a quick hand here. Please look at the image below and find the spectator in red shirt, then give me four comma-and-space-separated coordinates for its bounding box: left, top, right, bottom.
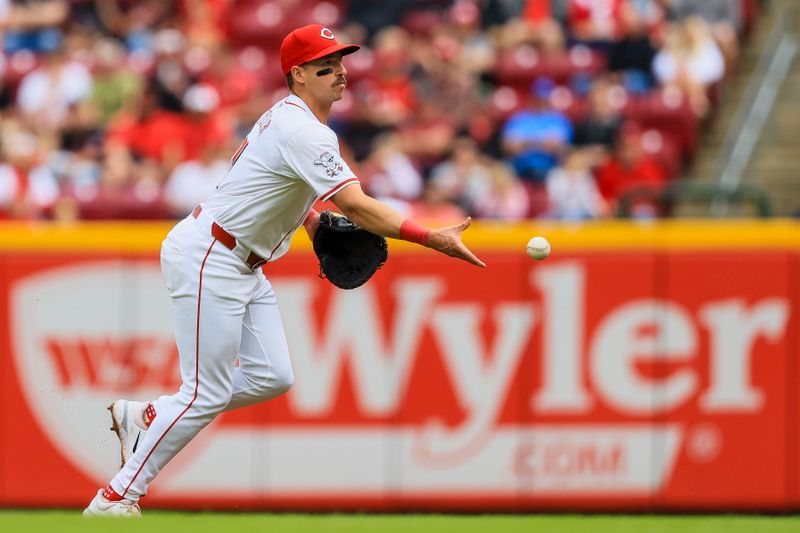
198, 44, 260, 113
105, 81, 189, 174
568, 0, 628, 44
521, 0, 567, 56
106, 80, 232, 180
595, 122, 668, 217
355, 26, 417, 128
179, 82, 232, 162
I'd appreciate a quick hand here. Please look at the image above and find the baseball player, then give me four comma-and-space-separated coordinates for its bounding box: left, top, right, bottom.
84, 24, 485, 517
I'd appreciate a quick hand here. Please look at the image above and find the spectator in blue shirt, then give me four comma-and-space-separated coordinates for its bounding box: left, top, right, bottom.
501, 77, 573, 182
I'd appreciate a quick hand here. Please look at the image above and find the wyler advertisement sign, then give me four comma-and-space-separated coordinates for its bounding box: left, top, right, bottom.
0, 221, 798, 510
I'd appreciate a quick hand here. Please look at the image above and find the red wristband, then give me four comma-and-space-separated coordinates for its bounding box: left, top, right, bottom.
303, 208, 319, 226
399, 219, 431, 246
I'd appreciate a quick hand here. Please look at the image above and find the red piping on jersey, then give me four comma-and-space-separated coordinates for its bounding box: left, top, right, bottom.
321, 177, 359, 202
231, 138, 249, 166
285, 101, 306, 112
121, 239, 215, 498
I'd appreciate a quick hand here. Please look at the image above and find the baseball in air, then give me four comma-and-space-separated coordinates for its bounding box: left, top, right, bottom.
526, 236, 551, 260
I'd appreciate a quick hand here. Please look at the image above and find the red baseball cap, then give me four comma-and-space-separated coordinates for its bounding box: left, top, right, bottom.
280, 24, 360, 76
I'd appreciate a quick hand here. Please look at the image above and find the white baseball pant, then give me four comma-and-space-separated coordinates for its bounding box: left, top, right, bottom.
109, 214, 294, 499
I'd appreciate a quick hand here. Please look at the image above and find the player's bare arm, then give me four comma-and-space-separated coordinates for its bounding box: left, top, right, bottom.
329, 183, 486, 268
303, 209, 321, 241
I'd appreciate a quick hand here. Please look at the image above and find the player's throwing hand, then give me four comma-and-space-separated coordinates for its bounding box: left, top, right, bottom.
427, 217, 486, 268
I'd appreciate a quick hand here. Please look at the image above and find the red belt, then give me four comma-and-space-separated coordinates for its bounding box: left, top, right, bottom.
192, 206, 266, 269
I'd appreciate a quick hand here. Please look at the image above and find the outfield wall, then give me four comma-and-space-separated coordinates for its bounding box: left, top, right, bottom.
0, 219, 798, 511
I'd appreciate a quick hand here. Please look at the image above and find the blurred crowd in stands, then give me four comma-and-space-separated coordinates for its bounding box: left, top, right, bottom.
0, 0, 760, 221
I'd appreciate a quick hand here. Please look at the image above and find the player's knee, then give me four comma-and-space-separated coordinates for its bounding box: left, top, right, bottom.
241, 366, 292, 400
270, 366, 294, 397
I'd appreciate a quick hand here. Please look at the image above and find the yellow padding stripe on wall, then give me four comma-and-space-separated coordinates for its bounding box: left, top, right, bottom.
1, 220, 799, 253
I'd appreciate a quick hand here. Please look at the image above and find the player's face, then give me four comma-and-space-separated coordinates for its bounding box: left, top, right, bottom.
303, 52, 348, 102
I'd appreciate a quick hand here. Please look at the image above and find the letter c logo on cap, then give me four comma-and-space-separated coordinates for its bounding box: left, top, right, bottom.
320, 28, 335, 40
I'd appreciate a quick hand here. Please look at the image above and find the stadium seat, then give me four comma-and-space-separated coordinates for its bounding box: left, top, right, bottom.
341, 46, 374, 84
488, 85, 528, 121
402, 10, 443, 37
237, 47, 284, 90
548, 86, 589, 123
297, 1, 343, 28
495, 44, 607, 89
640, 128, 681, 180
523, 182, 550, 218
227, 1, 295, 48
623, 88, 699, 166
77, 195, 173, 220
5, 49, 40, 83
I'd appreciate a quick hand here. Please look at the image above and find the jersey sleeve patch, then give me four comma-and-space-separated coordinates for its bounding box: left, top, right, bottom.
314, 151, 344, 178
282, 124, 358, 198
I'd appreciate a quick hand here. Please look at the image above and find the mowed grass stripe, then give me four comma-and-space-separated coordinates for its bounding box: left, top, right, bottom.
1, 512, 800, 533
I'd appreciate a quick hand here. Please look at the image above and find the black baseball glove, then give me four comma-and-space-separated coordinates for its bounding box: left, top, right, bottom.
312, 211, 388, 290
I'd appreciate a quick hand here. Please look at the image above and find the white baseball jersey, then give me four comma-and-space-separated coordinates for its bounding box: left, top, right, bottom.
94, 27, 369, 511
202, 94, 359, 261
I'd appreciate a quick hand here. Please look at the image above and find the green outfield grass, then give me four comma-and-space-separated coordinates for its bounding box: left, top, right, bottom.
1, 511, 800, 533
